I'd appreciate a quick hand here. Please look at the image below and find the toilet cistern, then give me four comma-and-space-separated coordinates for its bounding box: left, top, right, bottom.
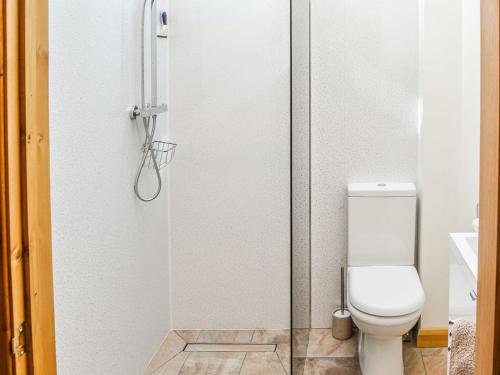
346, 182, 425, 375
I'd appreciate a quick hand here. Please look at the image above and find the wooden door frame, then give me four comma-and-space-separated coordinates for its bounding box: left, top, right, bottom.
1, 0, 28, 374
476, 0, 500, 373
22, 0, 56, 373
1, 0, 56, 374
1, 0, 500, 374
1, 1, 32, 373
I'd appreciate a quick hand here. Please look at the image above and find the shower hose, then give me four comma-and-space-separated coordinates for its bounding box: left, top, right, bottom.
134, 115, 162, 202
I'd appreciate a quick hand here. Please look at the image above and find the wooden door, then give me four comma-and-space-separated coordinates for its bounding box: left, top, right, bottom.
1, 0, 56, 374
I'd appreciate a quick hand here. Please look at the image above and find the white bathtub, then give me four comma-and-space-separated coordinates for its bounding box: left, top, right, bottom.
449, 232, 478, 321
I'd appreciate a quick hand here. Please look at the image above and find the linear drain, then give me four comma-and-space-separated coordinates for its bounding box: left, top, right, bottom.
184, 344, 277, 353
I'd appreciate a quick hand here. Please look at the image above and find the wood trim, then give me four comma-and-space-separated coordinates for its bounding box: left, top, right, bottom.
0, 0, 14, 373
416, 328, 449, 348
1, 0, 56, 372
476, 0, 500, 373
20, 0, 57, 373
1, 0, 29, 373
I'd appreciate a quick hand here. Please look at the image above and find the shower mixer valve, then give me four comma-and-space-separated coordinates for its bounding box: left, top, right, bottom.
129, 103, 168, 120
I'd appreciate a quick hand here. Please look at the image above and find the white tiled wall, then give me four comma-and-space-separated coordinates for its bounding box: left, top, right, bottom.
418, 0, 465, 329
168, 0, 291, 329
49, 1, 171, 374
310, 0, 419, 327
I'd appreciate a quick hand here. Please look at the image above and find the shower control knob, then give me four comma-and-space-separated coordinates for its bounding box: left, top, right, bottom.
129, 106, 141, 120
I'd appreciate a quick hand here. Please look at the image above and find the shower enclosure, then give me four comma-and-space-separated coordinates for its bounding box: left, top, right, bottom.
48, 0, 291, 372
157, 0, 293, 372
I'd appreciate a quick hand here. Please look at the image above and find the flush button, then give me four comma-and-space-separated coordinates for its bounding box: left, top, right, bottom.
377, 183, 387, 187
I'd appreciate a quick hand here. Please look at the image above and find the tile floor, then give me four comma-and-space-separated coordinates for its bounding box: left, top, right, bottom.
143, 329, 448, 374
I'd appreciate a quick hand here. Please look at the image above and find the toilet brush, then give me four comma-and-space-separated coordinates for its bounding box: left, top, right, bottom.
341, 266, 345, 315
332, 266, 353, 340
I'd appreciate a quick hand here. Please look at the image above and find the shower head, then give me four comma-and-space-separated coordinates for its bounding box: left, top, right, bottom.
158, 11, 168, 38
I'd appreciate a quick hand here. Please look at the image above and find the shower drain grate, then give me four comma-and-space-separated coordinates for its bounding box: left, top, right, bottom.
183, 343, 277, 353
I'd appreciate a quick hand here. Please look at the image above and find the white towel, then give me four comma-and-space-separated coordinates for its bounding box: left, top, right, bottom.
450, 320, 475, 375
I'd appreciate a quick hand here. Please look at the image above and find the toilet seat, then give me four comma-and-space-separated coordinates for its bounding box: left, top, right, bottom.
348, 266, 425, 317
348, 299, 422, 337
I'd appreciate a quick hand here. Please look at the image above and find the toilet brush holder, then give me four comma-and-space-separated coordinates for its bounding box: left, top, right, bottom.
332, 266, 353, 340
332, 309, 353, 340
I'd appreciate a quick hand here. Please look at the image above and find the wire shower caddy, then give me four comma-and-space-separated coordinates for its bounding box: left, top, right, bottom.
146, 140, 177, 169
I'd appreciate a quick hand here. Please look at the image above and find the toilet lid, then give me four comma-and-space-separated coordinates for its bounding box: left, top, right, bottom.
348, 266, 425, 317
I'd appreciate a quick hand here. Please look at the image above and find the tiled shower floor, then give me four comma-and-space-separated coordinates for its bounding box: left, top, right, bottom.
143, 329, 448, 374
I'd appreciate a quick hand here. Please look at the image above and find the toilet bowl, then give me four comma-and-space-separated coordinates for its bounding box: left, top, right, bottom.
346, 183, 425, 375
348, 266, 425, 375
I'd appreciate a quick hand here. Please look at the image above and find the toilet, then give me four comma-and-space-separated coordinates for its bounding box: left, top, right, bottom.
347, 182, 425, 375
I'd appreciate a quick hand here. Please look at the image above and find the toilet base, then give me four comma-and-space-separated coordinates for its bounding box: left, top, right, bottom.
358, 331, 403, 375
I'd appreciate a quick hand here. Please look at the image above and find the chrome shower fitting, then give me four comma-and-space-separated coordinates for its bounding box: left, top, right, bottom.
158, 11, 169, 38
129, 104, 168, 120
131, 0, 176, 202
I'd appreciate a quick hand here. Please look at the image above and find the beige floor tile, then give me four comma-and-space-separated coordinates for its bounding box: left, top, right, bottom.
152, 353, 189, 375
403, 347, 426, 375
422, 348, 448, 375
240, 352, 286, 374
304, 358, 362, 375
292, 358, 306, 375
293, 329, 310, 358
143, 329, 431, 374
176, 330, 201, 343
252, 329, 290, 344
276, 344, 291, 373
196, 330, 254, 344
179, 352, 245, 375
421, 347, 448, 356
306, 329, 357, 358
146, 331, 187, 374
